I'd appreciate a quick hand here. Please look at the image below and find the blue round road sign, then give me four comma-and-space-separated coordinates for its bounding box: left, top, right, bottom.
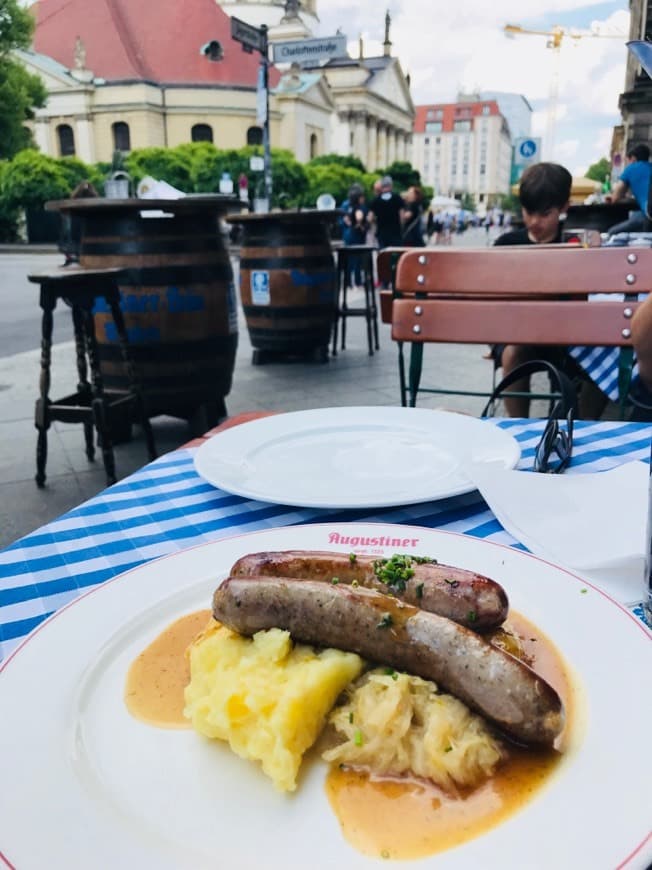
519, 139, 537, 159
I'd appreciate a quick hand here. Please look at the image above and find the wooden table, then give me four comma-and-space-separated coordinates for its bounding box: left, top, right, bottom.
46, 196, 240, 431
226, 209, 339, 364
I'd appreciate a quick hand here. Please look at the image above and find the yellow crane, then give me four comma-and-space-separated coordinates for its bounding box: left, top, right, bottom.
503, 23, 626, 160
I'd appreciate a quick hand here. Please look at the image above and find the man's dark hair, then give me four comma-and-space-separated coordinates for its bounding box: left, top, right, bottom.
627, 143, 650, 162
519, 162, 572, 213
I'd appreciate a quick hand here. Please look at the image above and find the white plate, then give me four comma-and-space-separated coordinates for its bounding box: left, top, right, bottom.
193, 407, 521, 508
1, 523, 650, 870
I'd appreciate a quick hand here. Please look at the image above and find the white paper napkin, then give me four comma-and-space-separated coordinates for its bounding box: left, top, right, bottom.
466, 461, 648, 604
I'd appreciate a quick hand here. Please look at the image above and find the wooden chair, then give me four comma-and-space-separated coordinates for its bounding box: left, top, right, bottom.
391, 246, 648, 411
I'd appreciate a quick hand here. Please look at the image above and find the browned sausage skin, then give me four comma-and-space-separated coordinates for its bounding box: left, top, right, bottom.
231, 550, 508, 632
213, 576, 564, 747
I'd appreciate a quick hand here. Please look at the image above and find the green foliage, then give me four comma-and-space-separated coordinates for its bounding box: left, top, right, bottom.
302, 164, 364, 207
1, 149, 72, 210
58, 157, 104, 192
0, 58, 47, 159
460, 192, 477, 213
0, 0, 46, 158
0, 0, 34, 54
585, 157, 611, 183
498, 192, 521, 213
0, 160, 19, 240
378, 160, 421, 191
308, 153, 366, 173
125, 147, 193, 191
268, 148, 308, 208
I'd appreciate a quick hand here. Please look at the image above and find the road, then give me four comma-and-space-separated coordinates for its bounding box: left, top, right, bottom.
0, 251, 73, 357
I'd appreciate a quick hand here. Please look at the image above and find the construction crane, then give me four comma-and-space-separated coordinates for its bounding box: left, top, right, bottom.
503, 23, 626, 160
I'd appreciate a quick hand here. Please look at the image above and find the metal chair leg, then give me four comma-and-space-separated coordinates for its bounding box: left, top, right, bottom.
35, 288, 55, 487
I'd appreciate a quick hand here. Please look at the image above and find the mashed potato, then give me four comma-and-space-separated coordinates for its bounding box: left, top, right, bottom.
323, 669, 503, 791
184, 623, 364, 792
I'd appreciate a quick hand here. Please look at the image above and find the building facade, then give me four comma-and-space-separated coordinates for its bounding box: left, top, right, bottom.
412, 99, 512, 206
618, 0, 652, 150
19, 0, 413, 175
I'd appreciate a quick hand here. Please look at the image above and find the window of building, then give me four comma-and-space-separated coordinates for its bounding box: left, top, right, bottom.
451, 163, 457, 175
247, 126, 263, 146
424, 137, 430, 145
191, 124, 213, 143
482, 105, 491, 115
453, 120, 471, 132
310, 132, 318, 159
426, 110, 434, 120
112, 122, 131, 152
425, 121, 442, 133
56, 124, 75, 157
480, 164, 486, 175
435, 109, 443, 120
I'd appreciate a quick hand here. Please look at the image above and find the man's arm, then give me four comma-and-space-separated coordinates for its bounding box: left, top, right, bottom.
632, 294, 652, 390
611, 179, 628, 202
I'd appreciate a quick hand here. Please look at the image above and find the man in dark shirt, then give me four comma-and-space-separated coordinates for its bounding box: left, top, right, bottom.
368, 175, 405, 248
492, 162, 571, 415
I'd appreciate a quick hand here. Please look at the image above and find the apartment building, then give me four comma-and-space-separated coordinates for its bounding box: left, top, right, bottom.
412, 99, 512, 207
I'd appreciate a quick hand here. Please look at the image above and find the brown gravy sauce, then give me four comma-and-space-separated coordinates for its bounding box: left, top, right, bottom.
124, 609, 213, 727
125, 609, 573, 861
325, 610, 573, 860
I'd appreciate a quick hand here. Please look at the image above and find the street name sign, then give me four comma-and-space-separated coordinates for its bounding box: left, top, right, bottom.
231, 16, 267, 54
271, 34, 347, 66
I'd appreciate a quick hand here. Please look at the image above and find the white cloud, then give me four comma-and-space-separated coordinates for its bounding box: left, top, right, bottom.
316, 1, 630, 170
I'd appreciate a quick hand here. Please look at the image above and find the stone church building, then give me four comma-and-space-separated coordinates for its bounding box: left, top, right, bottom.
19, 0, 414, 170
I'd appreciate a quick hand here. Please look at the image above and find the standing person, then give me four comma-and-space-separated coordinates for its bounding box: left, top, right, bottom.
401, 186, 425, 247
367, 175, 405, 249
607, 143, 652, 234
491, 162, 574, 417
365, 178, 383, 247
340, 183, 368, 289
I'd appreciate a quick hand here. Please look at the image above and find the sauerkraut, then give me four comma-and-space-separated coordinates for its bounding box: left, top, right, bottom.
323, 669, 503, 790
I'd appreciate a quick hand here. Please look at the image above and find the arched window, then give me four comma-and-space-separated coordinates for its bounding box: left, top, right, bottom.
57, 124, 75, 157
112, 121, 131, 152
247, 126, 263, 146
309, 132, 318, 159
191, 124, 213, 143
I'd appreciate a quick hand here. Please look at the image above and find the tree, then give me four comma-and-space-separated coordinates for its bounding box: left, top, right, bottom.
0, 0, 47, 159
585, 157, 611, 183
308, 153, 366, 173
378, 160, 421, 192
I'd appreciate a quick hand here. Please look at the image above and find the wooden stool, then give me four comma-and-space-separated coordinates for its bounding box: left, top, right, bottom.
332, 245, 379, 356
28, 266, 157, 487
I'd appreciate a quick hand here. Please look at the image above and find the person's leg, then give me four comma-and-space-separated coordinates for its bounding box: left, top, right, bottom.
607, 211, 647, 235
500, 345, 532, 417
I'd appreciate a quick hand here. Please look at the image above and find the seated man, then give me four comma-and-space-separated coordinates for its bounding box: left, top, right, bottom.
492, 162, 578, 417
607, 144, 652, 236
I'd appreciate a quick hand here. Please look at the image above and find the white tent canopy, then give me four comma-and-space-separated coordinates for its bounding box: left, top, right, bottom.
430, 195, 461, 209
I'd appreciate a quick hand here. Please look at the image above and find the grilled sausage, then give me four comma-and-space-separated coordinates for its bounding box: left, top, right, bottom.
213, 576, 564, 746
231, 550, 508, 631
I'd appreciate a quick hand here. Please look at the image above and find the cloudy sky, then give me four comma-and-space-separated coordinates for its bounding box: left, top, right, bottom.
315, 0, 630, 176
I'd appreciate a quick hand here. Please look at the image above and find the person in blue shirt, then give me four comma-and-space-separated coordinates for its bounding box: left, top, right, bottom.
608, 143, 652, 234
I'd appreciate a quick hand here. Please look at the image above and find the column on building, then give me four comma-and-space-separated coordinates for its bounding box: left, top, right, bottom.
376, 121, 388, 169
74, 116, 95, 163
366, 117, 378, 172
353, 111, 367, 166
33, 119, 51, 154
387, 125, 397, 165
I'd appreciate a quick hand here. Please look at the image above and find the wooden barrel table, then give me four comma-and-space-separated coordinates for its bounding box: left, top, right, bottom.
227, 210, 338, 364
47, 196, 239, 431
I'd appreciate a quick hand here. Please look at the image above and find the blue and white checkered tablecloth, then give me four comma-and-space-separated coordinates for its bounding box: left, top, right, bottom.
0, 418, 650, 662
568, 293, 646, 402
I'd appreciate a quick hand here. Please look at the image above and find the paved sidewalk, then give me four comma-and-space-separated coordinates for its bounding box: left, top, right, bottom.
0, 228, 505, 549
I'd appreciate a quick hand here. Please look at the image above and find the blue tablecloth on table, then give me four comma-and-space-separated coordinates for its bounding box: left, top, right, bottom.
1, 418, 650, 661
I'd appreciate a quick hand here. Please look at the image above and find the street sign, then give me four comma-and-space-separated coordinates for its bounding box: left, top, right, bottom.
230, 16, 267, 54
513, 137, 541, 166
271, 34, 347, 66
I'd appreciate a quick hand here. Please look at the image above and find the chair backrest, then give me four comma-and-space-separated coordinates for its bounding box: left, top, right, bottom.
392, 246, 648, 347
377, 247, 411, 324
